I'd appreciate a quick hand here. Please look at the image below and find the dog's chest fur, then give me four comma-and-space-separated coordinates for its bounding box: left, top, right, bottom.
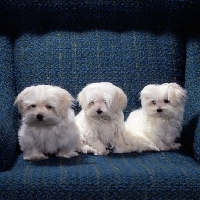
98, 121, 116, 144
88, 117, 119, 145
24, 125, 63, 154
145, 116, 181, 145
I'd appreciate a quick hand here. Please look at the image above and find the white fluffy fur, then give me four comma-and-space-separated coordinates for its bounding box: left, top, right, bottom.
120, 83, 186, 153
75, 82, 127, 155
15, 85, 80, 160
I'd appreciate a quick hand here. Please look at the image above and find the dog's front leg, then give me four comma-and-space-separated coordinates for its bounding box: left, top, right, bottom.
90, 139, 109, 155
23, 148, 48, 161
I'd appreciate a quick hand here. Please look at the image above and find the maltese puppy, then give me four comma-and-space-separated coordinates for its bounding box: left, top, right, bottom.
15, 85, 80, 160
75, 82, 127, 155
123, 83, 186, 152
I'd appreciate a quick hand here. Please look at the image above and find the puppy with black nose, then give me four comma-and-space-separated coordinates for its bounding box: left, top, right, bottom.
123, 83, 187, 152
15, 85, 80, 160
75, 82, 127, 155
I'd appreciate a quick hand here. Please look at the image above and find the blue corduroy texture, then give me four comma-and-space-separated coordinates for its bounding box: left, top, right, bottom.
0, 150, 200, 200
0, 36, 18, 171
183, 32, 200, 163
0, 0, 200, 199
14, 31, 186, 117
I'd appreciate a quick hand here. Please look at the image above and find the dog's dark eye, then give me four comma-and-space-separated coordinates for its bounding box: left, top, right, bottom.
152, 100, 156, 105
90, 101, 94, 105
164, 99, 170, 103
31, 104, 36, 108
46, 105, 52, 109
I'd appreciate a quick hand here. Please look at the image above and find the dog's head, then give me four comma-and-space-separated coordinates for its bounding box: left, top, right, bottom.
77, 82, 127, 119
140, 83, 186, 119
15, 85, 74, 126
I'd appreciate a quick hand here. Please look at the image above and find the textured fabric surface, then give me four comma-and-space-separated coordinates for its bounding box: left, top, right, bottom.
0, 150, 200, 200
0, 36, 18, 171
14, 31, 186, 118
0, 0, 200, 199
183, 32, 200, 164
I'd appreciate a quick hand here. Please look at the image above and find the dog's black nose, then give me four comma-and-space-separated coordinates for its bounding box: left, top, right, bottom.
157, 109, 163, 113
97, 109, 103, 114
37, 114, 43, 121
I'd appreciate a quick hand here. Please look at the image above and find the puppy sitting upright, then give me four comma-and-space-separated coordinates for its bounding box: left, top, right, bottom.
76, 82, 127, 155
15, 85, 80, 160
124, 83, 187, 152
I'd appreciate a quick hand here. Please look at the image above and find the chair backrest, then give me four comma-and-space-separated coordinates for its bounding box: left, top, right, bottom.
1, 0, 200, 170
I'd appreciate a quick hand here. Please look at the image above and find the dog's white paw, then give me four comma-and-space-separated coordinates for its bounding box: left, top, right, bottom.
56, 151, 79, 158
79, 144, 98, 155
112, 146, 127, 153
83, 146, 109, 156
95, 149, 110, 156
23, 154, 48, 161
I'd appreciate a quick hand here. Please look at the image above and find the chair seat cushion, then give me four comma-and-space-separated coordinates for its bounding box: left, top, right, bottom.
0, 149, 199, 199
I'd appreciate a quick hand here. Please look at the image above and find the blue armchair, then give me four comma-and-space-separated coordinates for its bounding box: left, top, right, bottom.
0, 1, 199, 199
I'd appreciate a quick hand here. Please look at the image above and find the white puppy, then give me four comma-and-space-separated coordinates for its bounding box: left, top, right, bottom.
123, 83, 186, 152
75, 82, 127, 155
15, 85, 80, 160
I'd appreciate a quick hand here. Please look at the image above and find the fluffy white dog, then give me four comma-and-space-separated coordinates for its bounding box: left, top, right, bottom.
122, 83, 186, 152
15, 85, 80, 160
75, 82, 127, 155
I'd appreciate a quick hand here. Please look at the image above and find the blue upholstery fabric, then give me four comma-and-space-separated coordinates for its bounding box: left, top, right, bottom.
14, 31, 186, 117
0, 0, 200, 199
0, 150, 200, 200
0, 36, 18, 171
183, 32, 200, 163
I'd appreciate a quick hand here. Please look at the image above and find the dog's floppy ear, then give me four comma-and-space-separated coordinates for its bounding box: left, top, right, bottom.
113, 85, 127, 111
167, 83, 187, 106
14, 86, 34, 114
140, 84, 157, 106
77, 83, 99, 109
56, 87, 74, 115
77, 89, 86, 109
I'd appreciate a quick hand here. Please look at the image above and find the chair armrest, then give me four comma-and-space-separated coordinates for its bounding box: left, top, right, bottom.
182, 33, 200, 164
0, 36, 18, 171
